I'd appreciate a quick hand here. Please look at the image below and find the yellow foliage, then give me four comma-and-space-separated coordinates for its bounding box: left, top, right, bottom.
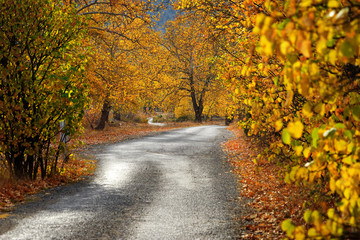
174, 98, 194, 120
178, 0, 360, 238
275, 119, 283, 132
287, 120, 304, 139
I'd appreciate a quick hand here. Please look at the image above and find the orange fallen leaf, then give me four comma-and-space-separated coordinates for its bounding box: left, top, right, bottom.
0, 213, 10, 219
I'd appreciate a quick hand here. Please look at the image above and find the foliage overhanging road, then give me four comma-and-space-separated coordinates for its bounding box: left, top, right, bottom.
0, 125, 243, 239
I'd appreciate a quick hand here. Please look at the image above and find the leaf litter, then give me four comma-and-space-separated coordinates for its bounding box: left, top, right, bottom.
223, 125, 310, 239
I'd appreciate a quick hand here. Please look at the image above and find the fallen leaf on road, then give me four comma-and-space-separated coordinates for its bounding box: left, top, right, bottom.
0, 213, 10, 219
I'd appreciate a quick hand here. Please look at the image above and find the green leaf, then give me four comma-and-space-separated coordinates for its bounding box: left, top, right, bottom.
352, 105, 360, 121
335, 123, 345, 129
344, 130, 353, 140
311, 128, 319, 148
274, 77, 279, 87
311, 210, 321, 222
278, 18, 290, 30
327, 39, 335, 48
282, 219, 295, 236
304, 210, 312, 223
340, 41, 354, 58
282, 129, 291, 145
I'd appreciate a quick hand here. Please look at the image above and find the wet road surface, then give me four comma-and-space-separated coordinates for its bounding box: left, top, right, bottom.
0, 125, 242, 239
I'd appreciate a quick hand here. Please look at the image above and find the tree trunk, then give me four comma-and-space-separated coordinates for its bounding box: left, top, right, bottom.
14, 154, 25, 179
191, 94, 204, 123
11, 145, 28, 179
194, 110, 202, 122
189, 74, 204, 123
95, 100, 111, 130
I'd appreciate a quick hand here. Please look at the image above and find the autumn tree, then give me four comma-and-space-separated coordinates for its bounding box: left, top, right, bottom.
178, 0, 360, 238
74, 0, 156, 129
86, 25, 151, 129
161, 13, 220, 122
0, 0, 88, 179
175, 1, 280, 128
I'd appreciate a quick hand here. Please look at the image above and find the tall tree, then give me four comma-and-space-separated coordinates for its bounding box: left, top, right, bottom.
161, 13, 219, 122
74, 0, 156, 130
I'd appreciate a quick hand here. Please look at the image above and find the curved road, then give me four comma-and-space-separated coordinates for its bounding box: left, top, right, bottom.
0, 125, 242, 239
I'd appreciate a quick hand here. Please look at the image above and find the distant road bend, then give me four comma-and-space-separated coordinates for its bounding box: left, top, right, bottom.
0, 125, 242, 239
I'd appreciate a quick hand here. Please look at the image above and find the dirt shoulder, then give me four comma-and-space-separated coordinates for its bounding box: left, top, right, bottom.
223, 125, 308, 239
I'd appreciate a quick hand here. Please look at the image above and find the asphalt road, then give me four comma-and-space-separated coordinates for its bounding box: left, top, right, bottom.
0, 125, 243, 239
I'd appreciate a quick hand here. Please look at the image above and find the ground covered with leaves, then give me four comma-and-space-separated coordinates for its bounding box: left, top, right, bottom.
75, 121, 201, 147
223, 125, 312, 239
0, 121, 204, 213
0, 157, 95, 213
